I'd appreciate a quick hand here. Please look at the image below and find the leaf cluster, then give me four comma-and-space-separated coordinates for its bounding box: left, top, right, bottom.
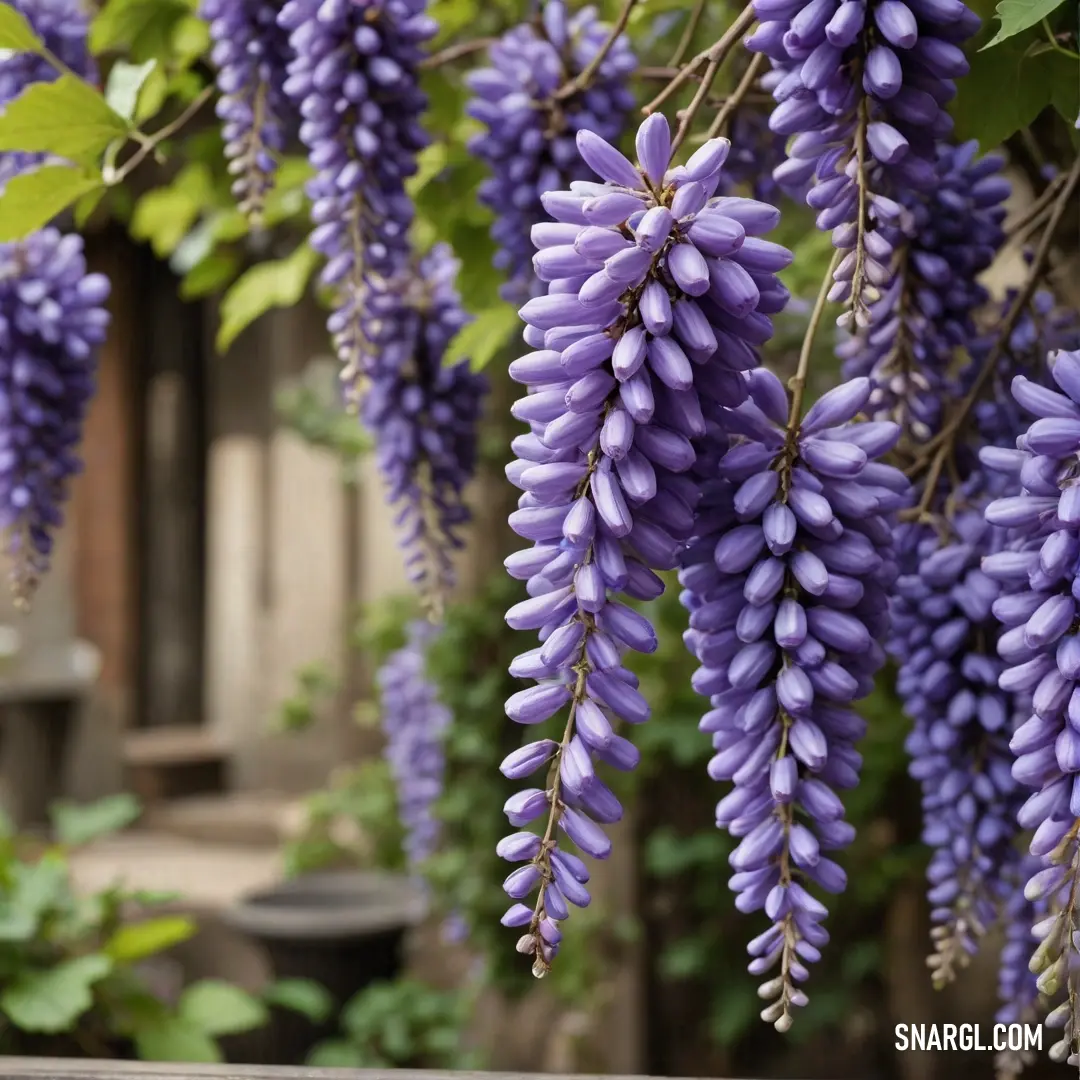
0, 795, 325, 1061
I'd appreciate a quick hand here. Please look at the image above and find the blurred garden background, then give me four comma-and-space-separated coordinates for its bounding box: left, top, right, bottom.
0, 0, 1077, 1076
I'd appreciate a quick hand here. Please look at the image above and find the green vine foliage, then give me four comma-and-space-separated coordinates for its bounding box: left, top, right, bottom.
0, 796, 320, 1062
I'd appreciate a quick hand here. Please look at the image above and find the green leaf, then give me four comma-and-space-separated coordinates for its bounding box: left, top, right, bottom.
215, 242, 319, 352
90, 0, 188, 56
11, 852, 69, 921
104, 916, 197, 962
179, 980, 270, 1036
0, 906, 35, 942
261, 978, 335, 1024
0, 75, 128, 162
982, 0, 1067, 48
306, 1039, 368, 1068
130, 163, 214, 258
0, 3, 45, 51
406, 142, 448, 198
0, 954, 113, 1033
73, 186, 107, 229
951, 26, 1071, 147
104, 59, 158, 121
0, 166, 102, 241
444, 302, 521, 372
179, 251, 240, 300
133, 1017, 223, 1063
50, 793, 141, 847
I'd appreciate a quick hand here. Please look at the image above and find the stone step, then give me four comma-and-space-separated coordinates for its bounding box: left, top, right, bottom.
122, 728, 230, 803
141, 792, 302, 848
67, 829, 283, 993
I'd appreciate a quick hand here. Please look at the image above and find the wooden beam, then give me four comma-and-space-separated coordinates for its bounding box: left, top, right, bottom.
0, 1060, 715, 1080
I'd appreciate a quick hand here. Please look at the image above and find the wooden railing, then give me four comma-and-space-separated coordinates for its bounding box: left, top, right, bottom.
0, 1062, 702, 1080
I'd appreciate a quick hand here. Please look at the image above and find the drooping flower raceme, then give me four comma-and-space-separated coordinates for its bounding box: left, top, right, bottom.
202, 0, 294, 223
0, 229, 111, 604
466, 0, 635, 301
982, 349, 1080, 1066
746, 0, 980, 325
892, 500, 1028, 984
837, 141, 1008, 442
679, 369, 908, 1029
360, 245, 487, 604
378, 619, 452, 875
0, 2, 109, 606
278, 0, 433, 390
498, 114, 791, 977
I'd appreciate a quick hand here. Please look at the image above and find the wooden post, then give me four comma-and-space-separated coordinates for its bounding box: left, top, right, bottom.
66, 229, 141, 799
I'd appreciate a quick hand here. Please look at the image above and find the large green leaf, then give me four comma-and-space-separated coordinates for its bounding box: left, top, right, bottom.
951, 26, 1076, 147
0, 3, 44, 51
130, 162, 215, 258
0, 954, 113, 1033
261, 978, 334, 1025
104, 59, 158, 122
179, 980, 269, 1036
0, 75, 128, 163
104, 916, 197, 962
132, 1017, 222, 1063
51, 793, 141, 847
0, 166, 103, 241
444, 302, 521, 372
982, 0, 1068, 48
215, 242, 319, 352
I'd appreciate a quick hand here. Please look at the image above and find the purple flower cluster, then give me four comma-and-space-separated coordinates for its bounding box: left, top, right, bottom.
680, 370, 907, 1027
892, 504, 1027, 984
746, 0, 980, 326
497, 115, 790, 976
837, 141, 1008, 441
202, 0, 294, 224
971, 288, 1080, 451
277, 0, 433, 381
377, 619, 451, 874
465, 0, 635, 301
360, 245, 487, 603
982, 350, 1080, 1065
0, 229, 110, 604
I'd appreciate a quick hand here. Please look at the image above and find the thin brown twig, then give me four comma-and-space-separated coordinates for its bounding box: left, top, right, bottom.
109, 85, 214, 185
1004, 170, 1068, 238
706, 52, 766, 139
903, 153, 1080, 520
642, 4, 756, 118
554, 0, 638, 100
670, 53, 722, 155
420, 37, 496, 69
788, 249, 843, 430
667, 0, 708, 68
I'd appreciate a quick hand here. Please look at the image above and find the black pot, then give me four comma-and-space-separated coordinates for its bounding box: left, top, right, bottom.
220, 870, 427, 1066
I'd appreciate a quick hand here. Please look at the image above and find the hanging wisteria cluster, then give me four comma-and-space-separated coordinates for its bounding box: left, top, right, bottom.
498, 114, 792, 975
1, 0, 1079, 1066
202, 0, 294, 223
465, 0, 636, 300
360, 245, 488, 601
378, 619, 452, 876
680, 371, 907, 1027
0, 0, 110, 606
